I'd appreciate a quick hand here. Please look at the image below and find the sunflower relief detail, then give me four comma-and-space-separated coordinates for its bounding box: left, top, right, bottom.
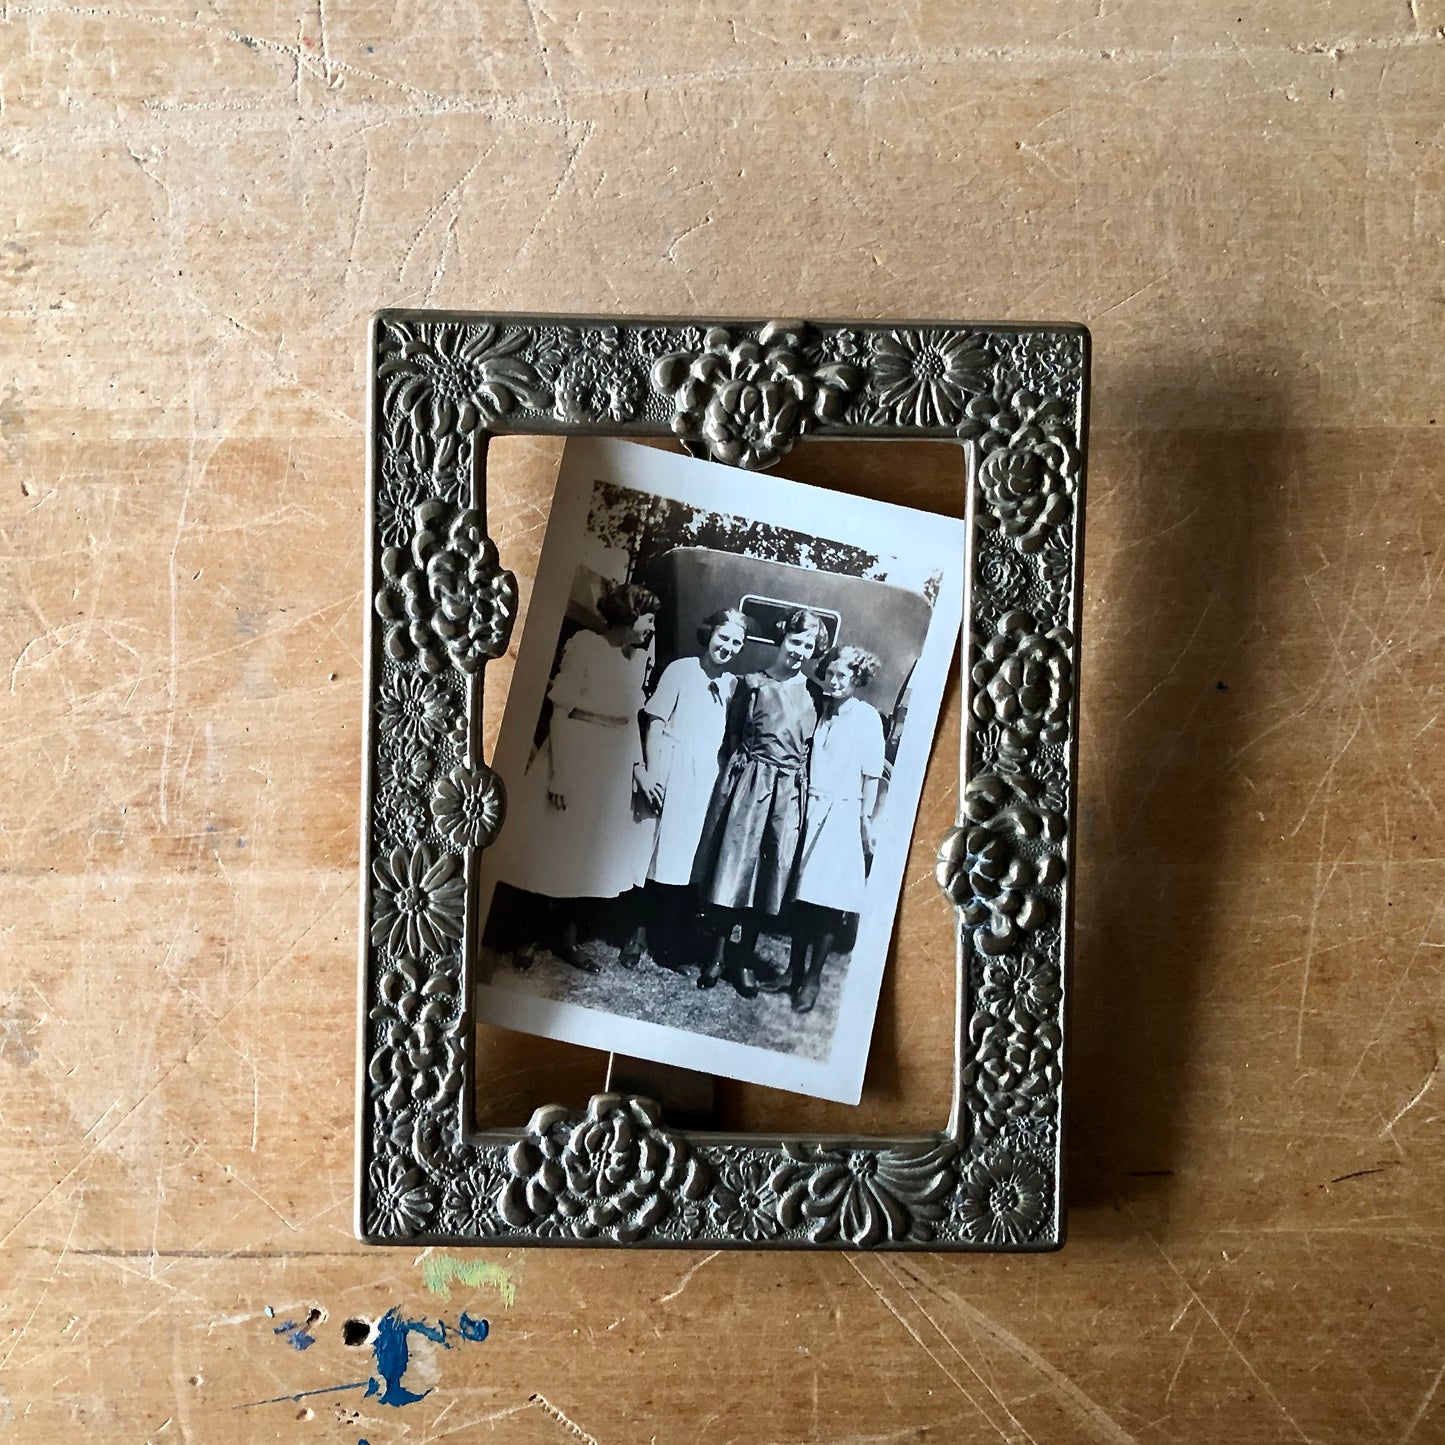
378, 321, 551, 470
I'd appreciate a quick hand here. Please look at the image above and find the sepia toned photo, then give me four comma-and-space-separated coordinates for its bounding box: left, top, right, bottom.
476, 438, 964, 1102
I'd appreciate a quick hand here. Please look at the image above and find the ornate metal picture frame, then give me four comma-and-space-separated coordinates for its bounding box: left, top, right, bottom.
358, 312, 1089, 1250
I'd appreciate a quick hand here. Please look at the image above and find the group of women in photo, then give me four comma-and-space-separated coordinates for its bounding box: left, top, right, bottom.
486, 581, 888, 1016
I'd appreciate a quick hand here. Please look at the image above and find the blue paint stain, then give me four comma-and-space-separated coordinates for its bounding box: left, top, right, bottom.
273, 1319, 316, 1351
236, 1380, 369, 1410
360, 1308, 492, 1408
241, 1309, 490, 1413
364, 1311, 438, 1407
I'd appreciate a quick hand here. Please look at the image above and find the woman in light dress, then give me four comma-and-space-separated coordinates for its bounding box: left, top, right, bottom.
778, 645, 885, 1013
621, 608, 748, 970
491, 583, 660, 974
691, 608, 827, 998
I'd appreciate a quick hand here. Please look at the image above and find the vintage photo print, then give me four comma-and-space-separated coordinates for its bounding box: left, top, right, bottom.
475, 438, 964, 1103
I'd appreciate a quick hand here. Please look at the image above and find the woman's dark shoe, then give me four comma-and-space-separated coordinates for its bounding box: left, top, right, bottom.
617, 938, 644, 970
792, 966, 825, 1014
697, 952, 724, 989
763, 940, 808, 995
556, 946, 602, 975
731, 964, 759, 999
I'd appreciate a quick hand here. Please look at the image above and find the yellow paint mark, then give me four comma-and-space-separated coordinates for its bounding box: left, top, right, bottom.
419, 1253, 517, 1307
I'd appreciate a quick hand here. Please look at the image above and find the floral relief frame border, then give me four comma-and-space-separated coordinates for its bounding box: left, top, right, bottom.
358, 311, 1089, 1250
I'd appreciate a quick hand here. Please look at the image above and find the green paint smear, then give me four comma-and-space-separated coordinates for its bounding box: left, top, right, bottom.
419, 1254, 517, 1307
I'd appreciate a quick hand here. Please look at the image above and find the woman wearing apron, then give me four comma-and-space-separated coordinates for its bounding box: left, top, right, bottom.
780, 645, 885, 1013
623, 608, 748, 969
490, 583, 659, 973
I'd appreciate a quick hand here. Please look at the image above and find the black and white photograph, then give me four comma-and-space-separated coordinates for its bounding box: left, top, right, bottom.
476, 438, 964, 1103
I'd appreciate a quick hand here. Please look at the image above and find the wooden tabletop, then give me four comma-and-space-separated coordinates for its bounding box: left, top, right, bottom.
3, 3, 1442, 1441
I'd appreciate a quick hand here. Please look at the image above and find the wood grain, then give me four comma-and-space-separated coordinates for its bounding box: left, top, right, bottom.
2, 2, 1442, 1440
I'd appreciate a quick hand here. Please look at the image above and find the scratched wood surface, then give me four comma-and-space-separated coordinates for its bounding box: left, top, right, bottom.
3, 2, 1444, 1441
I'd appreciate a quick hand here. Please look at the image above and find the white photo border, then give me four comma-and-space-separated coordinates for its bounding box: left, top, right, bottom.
359, 313, 1089, 1250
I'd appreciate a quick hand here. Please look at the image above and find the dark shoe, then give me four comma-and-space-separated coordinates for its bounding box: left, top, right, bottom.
617, 939, 643, 970
731, 964, 759, 999
697, 953, 723, 989
792, 969, 824, 1014
556, 946, 601, 975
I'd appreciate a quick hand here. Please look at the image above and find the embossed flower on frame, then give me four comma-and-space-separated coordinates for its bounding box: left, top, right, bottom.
378, 735, 432, 798
708, 380, 796, 467
977, 949, 1062, 1020
996, 331, 1085, 400
533, 323, 623, 374
710, 1156, 785, 1242
499, 1094, 708, 1243
980, 449, 1070, 553
576, 324, 622, 357
669, 1193, 710, 1237
652, 323, 860, 470
532, 326, 645, 424
938, 829, 1046, 954
936, 773, 1065, 955
376, 449, 434, 549
378, 672, 455, 749
375, 739, 432, 845
368, 954, 464, 1108
398, 1106, 467, 1177
555, 352, 644, 424
964, 1007, 1062, 1138
868, 328, 989, 429
379, 322, 550, 469
971, 609, 1075, 747
430, 763, 506, 851
426, 515, 517, 671
366, 1153, 436, 1238
955, 1150, 1050, 1245
370, 843, 465, 957
976, 546, 1027, 611
960, 381, 1080, 554
815, 327, 866, 364
1034, 756, 1068, 815
375, 502, 519, 675
634, 325, 704, 363
1038, 543, 1072, 612
969, 722, 1022, 779
443, 1161, 509, 1237
1000, 1115, 1057, 1159
777, 1140, 957, 1246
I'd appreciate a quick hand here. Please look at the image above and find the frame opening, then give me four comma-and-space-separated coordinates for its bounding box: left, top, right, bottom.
470, 436, 966, 1139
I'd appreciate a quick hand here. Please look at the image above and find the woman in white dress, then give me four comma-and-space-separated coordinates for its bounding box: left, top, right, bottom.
779, 645, 885, 1013
621, 608, 747, 970
491, 583, 660, 974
